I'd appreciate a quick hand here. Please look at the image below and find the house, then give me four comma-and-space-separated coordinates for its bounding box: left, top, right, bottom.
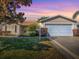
40, 15, 78, 36
0, 23, 24, 36
0, 20, 37, 36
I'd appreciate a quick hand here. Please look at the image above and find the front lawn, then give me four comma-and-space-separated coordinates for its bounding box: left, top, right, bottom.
0, 37, 66, 59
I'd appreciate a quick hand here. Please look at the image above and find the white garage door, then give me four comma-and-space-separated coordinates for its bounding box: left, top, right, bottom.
46, 24, 73, 36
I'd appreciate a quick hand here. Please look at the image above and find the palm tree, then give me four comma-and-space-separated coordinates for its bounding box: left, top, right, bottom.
73, 11, 79, 20
72, 11, 79, 36
38, 16, 49, 22
72, 11, 79, 26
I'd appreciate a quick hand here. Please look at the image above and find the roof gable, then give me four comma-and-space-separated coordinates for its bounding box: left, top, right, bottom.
42, 15, 77, 23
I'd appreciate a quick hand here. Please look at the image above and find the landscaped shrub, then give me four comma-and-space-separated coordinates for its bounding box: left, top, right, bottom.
0, 37, 40, 50
29, 31, 37, 37
0, 37, 49, 51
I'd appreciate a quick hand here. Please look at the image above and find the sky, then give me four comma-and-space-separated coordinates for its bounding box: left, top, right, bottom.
17, 0, 79, 21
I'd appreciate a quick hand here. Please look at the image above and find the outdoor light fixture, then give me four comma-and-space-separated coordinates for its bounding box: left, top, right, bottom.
38, 22, 43, 28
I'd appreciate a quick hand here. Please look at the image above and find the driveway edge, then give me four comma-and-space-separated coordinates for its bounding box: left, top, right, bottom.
50, 40, 79, 59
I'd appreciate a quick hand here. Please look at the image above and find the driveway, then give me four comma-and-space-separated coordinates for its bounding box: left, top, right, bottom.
50, 36, 79, 59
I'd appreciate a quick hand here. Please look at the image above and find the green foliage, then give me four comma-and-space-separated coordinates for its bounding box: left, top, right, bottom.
29, 31, 37, 36
27, 23, 39, 31
0, 37, 66, 59
0, 0, 32, 23
0, 37, 49, 51
38, 16, 49, 22
73, 11, 79, 19
24, 23, 39, 36
0, 37, 39, 50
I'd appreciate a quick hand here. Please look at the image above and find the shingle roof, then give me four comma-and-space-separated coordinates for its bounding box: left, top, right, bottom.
20, 20, 37, 26
41, 15, 77, 23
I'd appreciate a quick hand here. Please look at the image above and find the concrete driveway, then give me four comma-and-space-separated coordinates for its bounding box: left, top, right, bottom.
50, 36, 79, 59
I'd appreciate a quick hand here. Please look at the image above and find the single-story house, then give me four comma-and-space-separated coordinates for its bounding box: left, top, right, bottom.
0, 23, 25, 36
0, 20, 37, 36
40, 15, 78, 36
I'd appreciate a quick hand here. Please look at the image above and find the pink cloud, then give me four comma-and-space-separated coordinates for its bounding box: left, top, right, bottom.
17, 1, 79, 21
30, 2, 65, 8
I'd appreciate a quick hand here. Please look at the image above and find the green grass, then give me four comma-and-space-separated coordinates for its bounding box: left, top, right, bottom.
0, 37, 66, 59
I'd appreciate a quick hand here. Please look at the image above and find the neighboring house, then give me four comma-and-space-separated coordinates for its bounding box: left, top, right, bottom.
40, 15, 78, 36
0, 20, 36, 36
0, 20, 33, 36
0, 23, 25, 36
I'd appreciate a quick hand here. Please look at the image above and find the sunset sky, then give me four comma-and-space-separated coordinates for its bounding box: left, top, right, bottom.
17, 0, 79, 21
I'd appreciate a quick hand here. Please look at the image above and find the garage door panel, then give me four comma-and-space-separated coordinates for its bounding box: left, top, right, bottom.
46, 25, 73, 36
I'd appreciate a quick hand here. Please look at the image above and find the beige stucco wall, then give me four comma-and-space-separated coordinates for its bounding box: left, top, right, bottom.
42, 18, 78, 30
0, 24, 21, 36
44, 18, 74, 24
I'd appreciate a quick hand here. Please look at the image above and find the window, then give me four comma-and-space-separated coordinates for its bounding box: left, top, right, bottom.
15, 25, 17, 32
77, 25, 79, 29
0, 25, 2, 30
5, 25, 7, 31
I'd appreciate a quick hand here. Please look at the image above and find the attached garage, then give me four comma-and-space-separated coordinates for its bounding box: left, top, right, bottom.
41, 15, 77, 36
45, 24, 73, 36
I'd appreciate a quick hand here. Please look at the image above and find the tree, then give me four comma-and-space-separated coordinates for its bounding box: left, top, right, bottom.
38, 16, 49, 22
0, 0, 32, 23
27, 22, 39, 36
28, 22, 39, 31
72, 11, 79, 28
73, 11, 79, 20
8, 0, 32, 17
0, 0, 32, 33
